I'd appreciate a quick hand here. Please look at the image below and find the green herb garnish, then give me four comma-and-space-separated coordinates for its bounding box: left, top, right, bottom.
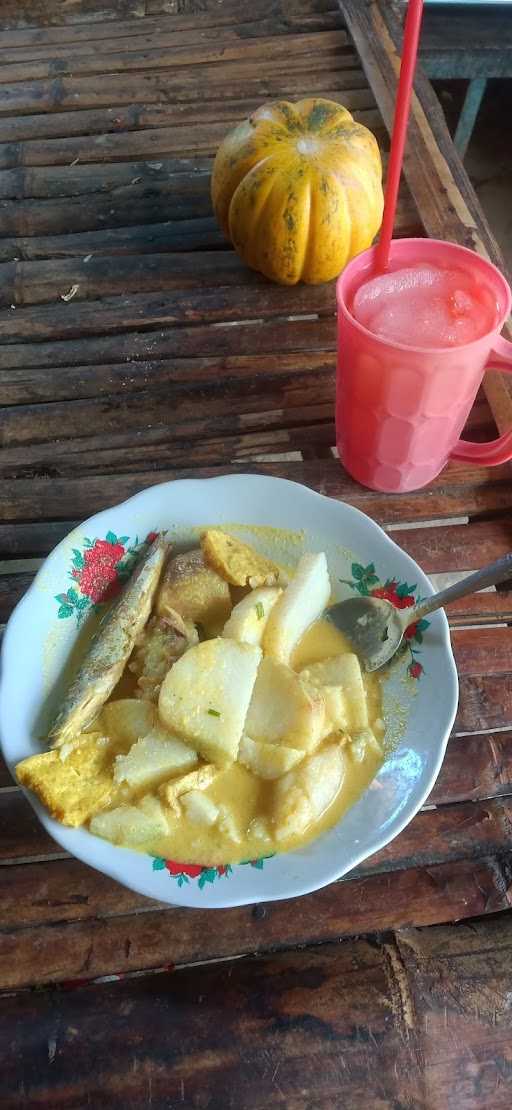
255, 602, 264, 620
207, 708, 221, 718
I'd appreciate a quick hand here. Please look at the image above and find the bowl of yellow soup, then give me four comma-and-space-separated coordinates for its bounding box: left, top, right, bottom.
0, 475, 458, 908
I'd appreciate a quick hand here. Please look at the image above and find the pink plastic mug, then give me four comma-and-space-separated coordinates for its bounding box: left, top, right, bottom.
335, 237, 512, 493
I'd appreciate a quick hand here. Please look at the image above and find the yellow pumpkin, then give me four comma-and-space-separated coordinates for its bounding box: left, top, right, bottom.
211, 98, 383, 286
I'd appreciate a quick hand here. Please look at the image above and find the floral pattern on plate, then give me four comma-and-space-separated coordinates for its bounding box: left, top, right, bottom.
341, 561, 430, 679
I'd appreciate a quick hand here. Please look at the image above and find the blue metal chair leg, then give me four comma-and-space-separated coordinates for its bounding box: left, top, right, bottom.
454, 77, 487, 159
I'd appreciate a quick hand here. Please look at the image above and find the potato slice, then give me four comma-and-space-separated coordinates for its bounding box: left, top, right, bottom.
158, 638, 261, 765
201, 529, 280, 587
222, 586, 282, 646
155, 549, 231, 635
159, 764, 217, 814
273, 741, 346, 841
217, 804, 242, 844
181, 790, 219, 826
16, 733, 114, 828
263, 553, 331, 665
349, 727, 383, 763
301, 654, 368, 732
102, 699, 156, 748
245, 656, 325, 752
90, 794, 169, 847
239, 734, 304, 780
113, 726, 197, 791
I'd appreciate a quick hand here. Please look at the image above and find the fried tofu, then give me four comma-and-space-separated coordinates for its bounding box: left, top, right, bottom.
16, 733, 115, 827
201, 529, 280, 588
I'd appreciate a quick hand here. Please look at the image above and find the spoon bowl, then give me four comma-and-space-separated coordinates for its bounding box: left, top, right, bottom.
325, 551, 512, 671
325, 595, 407, 671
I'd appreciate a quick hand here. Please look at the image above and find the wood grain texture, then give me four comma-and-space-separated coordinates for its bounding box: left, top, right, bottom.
0, 938, 425, 1108
2, 459, 512, 526
1, 0, 512, 1015
1, 853, 511, 991
2, 913, 512, 1108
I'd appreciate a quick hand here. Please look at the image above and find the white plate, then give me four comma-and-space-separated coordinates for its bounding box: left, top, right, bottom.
0, 475, 458, 908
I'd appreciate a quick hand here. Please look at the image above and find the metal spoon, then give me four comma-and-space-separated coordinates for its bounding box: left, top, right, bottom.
325, 552, 512, 672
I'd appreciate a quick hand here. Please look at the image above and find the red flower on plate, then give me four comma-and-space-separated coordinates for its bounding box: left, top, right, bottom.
404, 621, 418, 641
146, 531, 159, 545
165, 861, 203, 879
372, 581, 415, 610
85, 538, 125, 566
72, 537, 126, 604
409, 660, 423, 679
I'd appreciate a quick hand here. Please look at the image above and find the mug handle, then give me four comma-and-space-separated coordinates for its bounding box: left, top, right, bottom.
450, 334, 512, 465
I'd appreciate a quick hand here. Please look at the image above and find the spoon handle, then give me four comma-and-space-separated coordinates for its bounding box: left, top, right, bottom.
411, 552, 512, 623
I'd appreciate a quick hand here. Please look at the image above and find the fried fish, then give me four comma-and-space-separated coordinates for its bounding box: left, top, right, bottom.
50, 535, 169, 746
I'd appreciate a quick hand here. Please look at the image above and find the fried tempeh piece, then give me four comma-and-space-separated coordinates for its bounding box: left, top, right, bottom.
16, 734, 115, 827
201, 529, 280, 587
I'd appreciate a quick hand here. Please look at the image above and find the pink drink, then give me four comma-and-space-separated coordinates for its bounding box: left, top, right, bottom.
351, 263, 499, 349
335, 238, 512, 493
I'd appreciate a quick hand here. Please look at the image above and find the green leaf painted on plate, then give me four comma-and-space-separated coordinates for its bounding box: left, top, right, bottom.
58, 604, 73, 619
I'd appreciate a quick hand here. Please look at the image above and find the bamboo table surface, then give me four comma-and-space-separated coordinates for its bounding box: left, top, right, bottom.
1, 2, 512, 1106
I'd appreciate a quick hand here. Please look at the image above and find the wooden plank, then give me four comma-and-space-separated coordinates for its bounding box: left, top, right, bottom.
0, 157, 212, 202
0, 61, 375, 121
0, 520, 77, 558
396, 518, 512, 573
0, 0, 148, 32
0, 93, 378, 166
0, 499, 507, 563
430, 731, 512, 806
0, 73, 371, 142
0, 217, 227, 262
2, 919, 512, 1108
1, 250, 262, 308
0, 415, 334, 477
0, 188, 421, 262
0, 572, 33, 623
0, 1, 341, 44
1, 458, 512, 526
341, 0, 512, 435
1, 17, 348, 65
0, 183, 215, 238
0, 939, 424, 1106
0, 53, 365, 116
0, 318, 330, 371
451, 628, 512, 678
396, 916, 512, 1110
0, 854, 510, 990
0, 110, 384, 170
456, 675, 512, 734
0, 347, 333, 405
0, 283, 338, 342
0, 30, 349, 84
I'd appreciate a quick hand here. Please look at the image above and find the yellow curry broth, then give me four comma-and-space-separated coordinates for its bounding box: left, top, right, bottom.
97, 616, 383, 865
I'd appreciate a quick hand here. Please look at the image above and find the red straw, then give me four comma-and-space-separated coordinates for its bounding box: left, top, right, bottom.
375, 0, 424, 273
